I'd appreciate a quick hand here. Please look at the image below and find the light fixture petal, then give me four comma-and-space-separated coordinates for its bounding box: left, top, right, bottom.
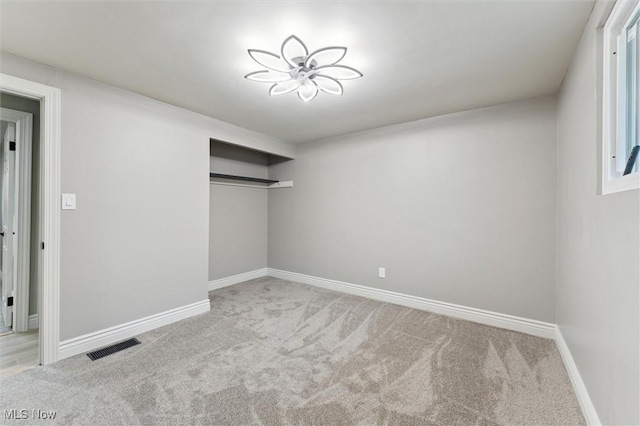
312, 75, 343, 95
281, 35, 308, 67
305, 47, 347, 68
245, 70, 292, 83
270, 80, 300, 96
248, 49, 290, 72
314, 65, 363, 80
297, 82, 318, 102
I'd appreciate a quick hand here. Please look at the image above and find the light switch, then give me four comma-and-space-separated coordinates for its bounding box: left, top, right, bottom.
62, 193, 76, 210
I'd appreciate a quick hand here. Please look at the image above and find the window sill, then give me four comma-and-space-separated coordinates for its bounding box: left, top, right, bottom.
602, 172, 640, 195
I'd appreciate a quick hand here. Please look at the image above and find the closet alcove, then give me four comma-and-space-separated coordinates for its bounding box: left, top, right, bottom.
208, 139, 292, 282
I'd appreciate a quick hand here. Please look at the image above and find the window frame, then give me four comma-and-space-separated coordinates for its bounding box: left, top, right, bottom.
602, 0, 640, 195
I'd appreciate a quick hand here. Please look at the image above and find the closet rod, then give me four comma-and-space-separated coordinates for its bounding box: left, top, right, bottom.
209, 181, 271, 189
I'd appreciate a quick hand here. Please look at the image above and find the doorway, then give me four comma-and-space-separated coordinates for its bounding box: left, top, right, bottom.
0, 101, 37, 376
0, 73, 61, 367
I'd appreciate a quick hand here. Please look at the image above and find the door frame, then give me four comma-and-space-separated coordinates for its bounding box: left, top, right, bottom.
0, 107, 33, 333
0, 74, 60, 365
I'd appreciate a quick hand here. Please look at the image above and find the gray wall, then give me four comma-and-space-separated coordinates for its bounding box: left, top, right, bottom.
209, 141, 268, 280
269, 96, 557, 322
0, 92, 40, 317
1, 52, 293, 341
556, 2, 639, 424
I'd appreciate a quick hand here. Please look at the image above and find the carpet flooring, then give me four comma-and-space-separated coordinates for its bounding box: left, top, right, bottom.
0, 277, 584, 425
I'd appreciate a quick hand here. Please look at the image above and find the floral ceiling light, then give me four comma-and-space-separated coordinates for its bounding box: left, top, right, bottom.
245, 35, 363, 103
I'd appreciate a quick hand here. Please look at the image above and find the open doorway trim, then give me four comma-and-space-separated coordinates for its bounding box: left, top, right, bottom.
0, 107, 33, 333
0, 74, 60, 365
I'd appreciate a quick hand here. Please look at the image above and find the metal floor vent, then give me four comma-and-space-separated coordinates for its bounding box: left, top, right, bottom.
87, 338, 141, 361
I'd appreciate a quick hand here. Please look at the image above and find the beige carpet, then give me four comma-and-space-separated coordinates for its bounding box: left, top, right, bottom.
0, 277, 584, 425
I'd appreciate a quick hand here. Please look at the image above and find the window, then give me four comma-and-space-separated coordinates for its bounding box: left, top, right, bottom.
603, 0, 640, 194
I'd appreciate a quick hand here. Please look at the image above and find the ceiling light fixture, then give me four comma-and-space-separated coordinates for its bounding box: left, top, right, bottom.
245, 35, 363, 103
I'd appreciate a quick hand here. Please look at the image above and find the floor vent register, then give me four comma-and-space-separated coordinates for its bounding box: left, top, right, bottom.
86, 338, 141, 361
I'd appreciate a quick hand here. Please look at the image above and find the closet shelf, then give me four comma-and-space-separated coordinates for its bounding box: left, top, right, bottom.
209, 173, 278, 184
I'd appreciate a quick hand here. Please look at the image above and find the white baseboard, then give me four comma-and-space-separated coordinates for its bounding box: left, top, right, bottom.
58, 299, 211, 360
555, 326, 601, 425
208, 268, 268, 291
267, 268, 555, 339
28, 314, 38, 330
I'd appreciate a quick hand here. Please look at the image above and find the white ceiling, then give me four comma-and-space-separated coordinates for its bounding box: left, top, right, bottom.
0, 1, 594, 144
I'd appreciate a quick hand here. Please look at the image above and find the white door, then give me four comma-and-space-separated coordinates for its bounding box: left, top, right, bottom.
1, 123, 16, 328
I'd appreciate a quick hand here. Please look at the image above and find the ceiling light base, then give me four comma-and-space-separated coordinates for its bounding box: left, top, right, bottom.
245, 35, 362, 102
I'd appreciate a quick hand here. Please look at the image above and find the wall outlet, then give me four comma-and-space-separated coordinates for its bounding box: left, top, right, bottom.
378, 267, 386, 278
